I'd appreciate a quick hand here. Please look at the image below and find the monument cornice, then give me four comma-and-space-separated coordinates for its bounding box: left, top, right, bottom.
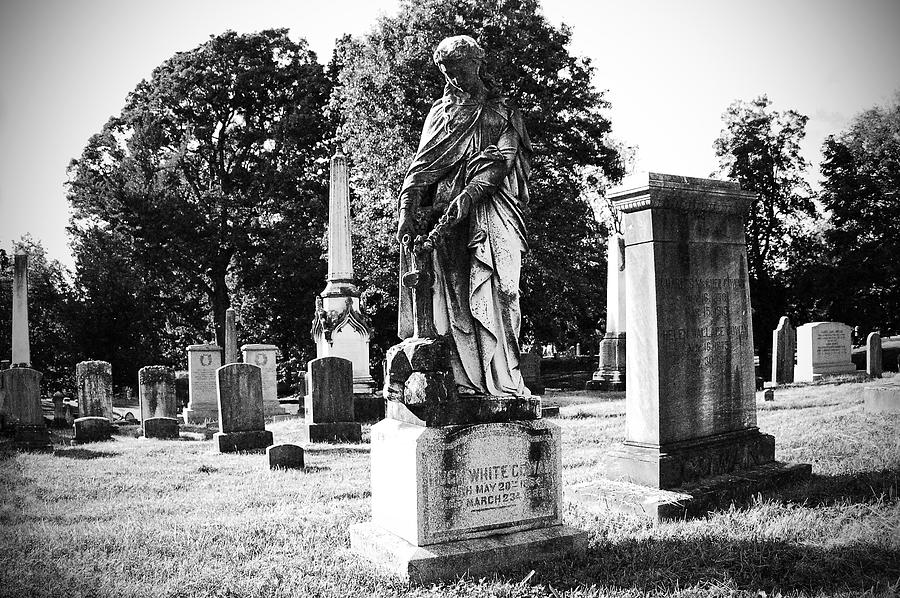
610, 172, 755, 215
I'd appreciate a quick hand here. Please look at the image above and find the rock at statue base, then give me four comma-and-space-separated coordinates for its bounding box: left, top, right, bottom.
351, 417, 585, 583
212, 363, 273, 453
1, 367, 52, 451
267, 443, 305, 470
143, 417, 179, 439
303, 357, 361, 442
72, 416, 112, 444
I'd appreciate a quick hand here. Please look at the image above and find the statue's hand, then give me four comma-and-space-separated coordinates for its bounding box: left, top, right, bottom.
396, 209, 417, 249
444, 191, 472, 224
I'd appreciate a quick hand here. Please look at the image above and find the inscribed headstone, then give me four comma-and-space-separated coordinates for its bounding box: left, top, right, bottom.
183, 344, 221, 423
76, 361, 113, 420
794, 322, 857, 382
241, 344, 284, 415
213, 363, 272, 452
770, 316, 796, 384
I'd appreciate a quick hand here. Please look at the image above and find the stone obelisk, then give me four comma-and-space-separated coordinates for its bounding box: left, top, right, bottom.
12, 248, 30, 367
224, 308, 239, 365
311, 149, 376, 395
586, 232, 626, 391
1, 248, 52, 451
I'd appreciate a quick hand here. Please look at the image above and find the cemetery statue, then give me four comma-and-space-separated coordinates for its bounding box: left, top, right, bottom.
395, 35, 532, 398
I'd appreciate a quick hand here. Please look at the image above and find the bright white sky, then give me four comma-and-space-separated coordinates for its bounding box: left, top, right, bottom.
1, 0, 898, 268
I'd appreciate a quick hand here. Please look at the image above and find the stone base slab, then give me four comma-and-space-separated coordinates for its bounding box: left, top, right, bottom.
350, 522, 586, 584
7, 424, 53, 452
183, 407, 219, 425
584, 371, 625, 392
72, 416, 112, 444
864, 385, 900, 414
213, 429, 273, 453
143, 417, 179, 439
606, 428, 776, 489
794, 362, 858, 382
302, 421, 362, 443
570, 460, 811, 519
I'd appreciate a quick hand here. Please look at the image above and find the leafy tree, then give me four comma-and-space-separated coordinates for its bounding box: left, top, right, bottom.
713, 95, 814, 371
789, 93, 900, 335
67, 29, 331, 352
329, 0, 623, 353
0, 237, 76, 392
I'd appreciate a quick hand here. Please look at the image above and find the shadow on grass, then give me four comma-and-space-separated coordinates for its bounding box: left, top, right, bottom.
779, 468, 900, 506
494, 536, 899, 595
54, 448, 120, 460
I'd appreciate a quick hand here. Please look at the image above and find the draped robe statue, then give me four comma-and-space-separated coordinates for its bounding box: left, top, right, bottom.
396, 36, 532, 398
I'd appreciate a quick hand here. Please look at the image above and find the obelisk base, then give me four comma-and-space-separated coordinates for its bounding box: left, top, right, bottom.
585, 333, 625, 391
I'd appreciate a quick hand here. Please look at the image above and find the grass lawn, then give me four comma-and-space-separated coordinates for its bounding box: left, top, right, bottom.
2, 376, 898, 598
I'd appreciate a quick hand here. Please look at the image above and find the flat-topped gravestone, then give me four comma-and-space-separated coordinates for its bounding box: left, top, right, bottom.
267, 443, 305, 469
241, 344, 285, 416
570, 173, 809, 518
867, 332, 882, 378
794, 322, 857, 382
304, 356, 361, 442
139, 366, 178, 438
72, 416, 112, 444
213, 363, 273, 452
0, 367, 52, 451
183, 344, 222, 424
770, 316, 796, 385
76, 360, 113, 420
143, 417, 179, 439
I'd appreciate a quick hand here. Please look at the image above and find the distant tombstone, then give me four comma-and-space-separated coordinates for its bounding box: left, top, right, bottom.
794, 322, 858, 382
213, 363, 273, 452
183, 344, 222, 424
72, 416, 111, 444
0, 360, 9, 370
864, 384, 900, 414
304, 356, 361, 442
241, 344, 285, 416
0, 367, 52, 451
51, 391, 67, 428
139, 366, 178, 439
519, 347, 544, 395
267, 443, 305, 470
764, 389, 775, 402
143, 417, 179, 439
770, 316, 796, 385
867, 332, 883, 378
76, 360, 114, 420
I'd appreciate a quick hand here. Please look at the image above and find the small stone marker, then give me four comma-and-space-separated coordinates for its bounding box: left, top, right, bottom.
866, 332, 882, 378
213, 363, 273, 452
519, 347, 545, 395
770, 316, 796, 385
794, 322, 857, 382
51, 391, 67, 428
267, 443, 305, 469
139, 366, 178, 438
143, 417, 179, 439
764, 389, 774, 402
76, 360, 114, 420
241, 344, 285, 416
72, 416, 112, 444
304, 356, 361, 442
183, 344, 222, 423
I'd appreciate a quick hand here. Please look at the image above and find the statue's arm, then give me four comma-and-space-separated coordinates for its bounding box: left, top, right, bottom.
457, 120, 520, 205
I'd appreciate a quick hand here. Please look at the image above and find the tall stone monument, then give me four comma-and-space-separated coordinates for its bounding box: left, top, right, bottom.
311, 149, 376, 395
794, 322, 857, 382
587, 232, 626, 391
351, 36, 583, 583
183, 344, 222, 423
770, 316, 796, 385
213, 363, 273, 452
241, 344, 285, 416
573, 173, 809, 517
0, 249, 52, 451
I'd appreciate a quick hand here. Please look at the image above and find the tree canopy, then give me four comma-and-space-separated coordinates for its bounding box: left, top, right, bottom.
330, 0, 624, 354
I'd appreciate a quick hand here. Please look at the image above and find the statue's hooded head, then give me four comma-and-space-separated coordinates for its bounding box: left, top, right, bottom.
433, 36, 487, 96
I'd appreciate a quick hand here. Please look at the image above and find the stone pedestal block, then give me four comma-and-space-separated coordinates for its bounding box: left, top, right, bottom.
1, 367, 52, 451
143, 416, 179, 439
213, 429, 273, 453
72, 416, 112, 444
10, 424, 53, 452
267, 443, 305, 469
302, 421, 361, 443
586, 333, 626, 391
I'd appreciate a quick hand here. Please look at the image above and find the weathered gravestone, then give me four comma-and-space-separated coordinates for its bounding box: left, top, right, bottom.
183, 344, 222, 424
213, 363, 273, 452
794, 322, 858, 382
519, 346, 544, 395
867, 332, 883, 378
351, 36, 584, 583
304, 356, 361, 442
770, 316, 796, 385
570, 173, 810, 518
51, 391, 67, 428
241, 344, 285, 416
139, 366, 179, 439
72, 416, 112, 444
76, 360, 114, 421
267, 443, 305, 470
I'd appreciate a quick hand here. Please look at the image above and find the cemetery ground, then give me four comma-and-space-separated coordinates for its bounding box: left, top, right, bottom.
1, 378, 898, 598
